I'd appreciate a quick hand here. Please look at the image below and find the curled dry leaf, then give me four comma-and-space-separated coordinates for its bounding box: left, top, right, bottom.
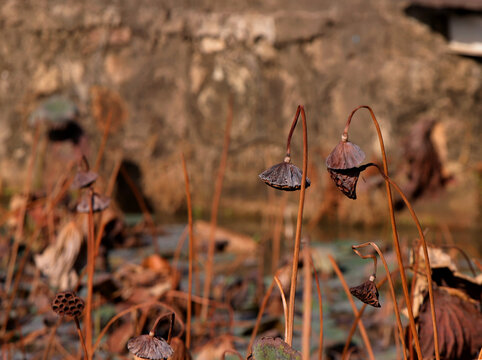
34, 221, 82, 289
127, 334, 174, 360
326, 140, 365, 170
417, 287, 482, 360
259, 161, 310, 191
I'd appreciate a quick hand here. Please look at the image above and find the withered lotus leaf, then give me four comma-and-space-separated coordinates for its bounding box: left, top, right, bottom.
326, 140, 365, 170
251, 337, 301, 359
417, 288, 482, 359
350, 278, 381, 308
327, 168, 361, 199
259, 161, 310, 191
71, 170, 98, 189
127, 334, 174, 360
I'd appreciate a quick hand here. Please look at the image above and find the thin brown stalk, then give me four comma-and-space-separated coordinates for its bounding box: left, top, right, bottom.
342, 267, 400, 359
286, 105, 308, 346
167, 290, 234, 332
181, 153, 194, 349
272, 194, 287, 274
222, 349, 244, 360
373, 164, 440, 360
307, 253, 323, 360
93, 109, 113, 172
74, 318, 88, 360
5, 124, 40, 294
84, 190, 95, 360
201, 96, 233, 320
352, 243, 407, 360
302, 245, 312, 360
93, 301, 184, 352
42, 318, 62, 360
172, 226, 188, 271
345, 106, 428, 360
273, 276, 288, 342
327, 254, 375, 360
119, 164, 160, 254
247, 273, 278, 356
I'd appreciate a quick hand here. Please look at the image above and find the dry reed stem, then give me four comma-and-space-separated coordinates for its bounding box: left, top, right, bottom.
286, 105, 308, 346
119, 164, 160, 254
327, 254, 375, 360
84, 190, 95, 360
345, 106, 427, 360
5, 124, 40, 294
302, 245, 312, 360
247, 271, 279, 356
222, 349, 244, 360
341, 268, 399, 359
201, 96, 233, 320
352, 243, 407, 360
273, 276, 288, 342
380, 172, 440, 360
92, 301, 184, 352
42, 318, 62, 360
168, 290, 234, 332
172, 226, 188, 272
272, 194, 287, 274
74, 317, 88, 360
307, 253, 323, 360
181, 153, 194, 349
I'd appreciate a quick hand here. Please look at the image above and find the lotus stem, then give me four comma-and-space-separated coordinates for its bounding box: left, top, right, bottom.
307, 253, 323, 360
302, 244, 312, 360
274, 276, 289, 342
201, 96, 233, 321
286, 105, 308, 346
352, 242, 407, 360
345, 106, 429, 360
328, 254, 375, 360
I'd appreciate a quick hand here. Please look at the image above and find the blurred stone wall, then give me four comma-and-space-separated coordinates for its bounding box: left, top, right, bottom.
0, 0, 480, 226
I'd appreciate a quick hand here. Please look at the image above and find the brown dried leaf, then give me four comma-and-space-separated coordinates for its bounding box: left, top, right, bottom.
417, 287, 482, 359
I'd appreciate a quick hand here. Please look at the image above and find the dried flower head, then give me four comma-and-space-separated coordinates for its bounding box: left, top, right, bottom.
51, 291, 85, 318
76, 192, 110, 213
127, 333, 174, 360
350, 275, 381, 308
259, 156, 311, 191
326, 135, 365, 170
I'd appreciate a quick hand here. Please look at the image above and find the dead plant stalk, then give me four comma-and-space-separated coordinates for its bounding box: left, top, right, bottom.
286, 105, 308, 346
181, 153, 194, 349
201, 97, 233, 320
345, 106, 438, 360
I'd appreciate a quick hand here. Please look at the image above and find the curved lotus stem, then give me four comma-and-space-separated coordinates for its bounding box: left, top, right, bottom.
274, 276, 289, 342
351, 245, 377, 277
345, 106, 438, 360
286, 105, 308, 346
352, 243, 407, 360
286, 106, 302, 159
328, 254, 375, 360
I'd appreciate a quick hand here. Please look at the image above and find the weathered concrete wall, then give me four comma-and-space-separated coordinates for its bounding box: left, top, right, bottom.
1, 0, 480, 226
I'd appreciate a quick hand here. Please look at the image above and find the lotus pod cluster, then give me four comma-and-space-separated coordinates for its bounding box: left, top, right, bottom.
51, 291, 85, 318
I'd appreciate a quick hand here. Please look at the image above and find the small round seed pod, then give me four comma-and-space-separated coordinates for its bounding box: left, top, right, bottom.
51, 291, 85, 318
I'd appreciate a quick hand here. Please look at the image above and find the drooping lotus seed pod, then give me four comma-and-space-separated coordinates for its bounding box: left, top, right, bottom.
259, 156, 311, 191
350, 275, 381, 308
